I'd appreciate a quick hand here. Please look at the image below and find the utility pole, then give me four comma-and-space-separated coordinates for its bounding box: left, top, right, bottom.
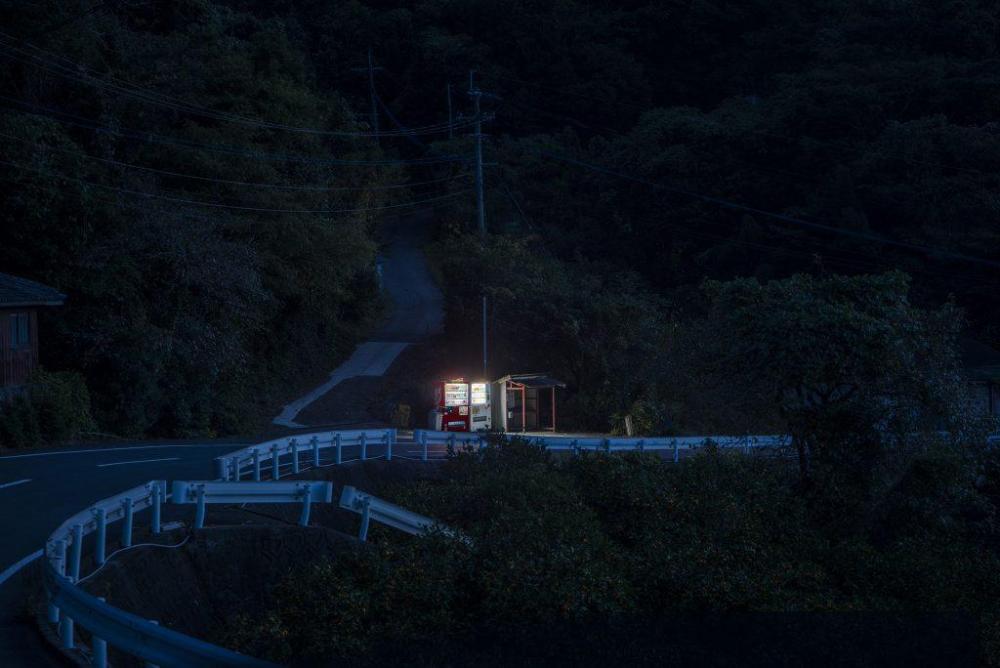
367, 47, 380, 146
468, 70, 487, 238
468, 70, 494, 380
482, 294, 488, 378
352, 49, 383, 146
447, 83, 454, 140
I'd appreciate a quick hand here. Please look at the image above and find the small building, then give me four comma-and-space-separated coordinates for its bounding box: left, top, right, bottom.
0, 273, 65, 398
961, 338, 1000, 418
492, 373, 566, 433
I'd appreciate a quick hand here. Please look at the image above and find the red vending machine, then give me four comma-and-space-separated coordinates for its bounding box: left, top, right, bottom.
430, 379, 491, 431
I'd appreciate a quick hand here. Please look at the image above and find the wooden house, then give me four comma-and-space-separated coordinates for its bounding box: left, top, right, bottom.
0, 272, 65, 399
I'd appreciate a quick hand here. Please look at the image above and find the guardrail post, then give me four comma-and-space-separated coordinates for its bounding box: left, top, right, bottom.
215, 457, 227, 480
447, 433, 456, 452
195, 486, 206, 529
358, 497, 371, 542
421, 430, 428, 461
603, 438, 611, 453
59, 610, 74, 649
312, 436, 320, 468
271, 443, 280, 480
253, 449, 261, 481
70, 524, 83, 582
360, 432, 367, 460
152, 482, 162, 535
121, 497, 134, 548
93, 598, 108, 668
46, 540, 63, 623
144, 621, 160, 668
54, 539, 73, 647
230, 456, 240, 481
335, 433, 343, 464
673, 440, 680, 463
571, 439, 579, 457
385, 431, 392, 461
291, 439, 299, 474
477, 435, 485, 452
299, 485, 313, 526
92, 507, 106, 566
637, 439, 645, 452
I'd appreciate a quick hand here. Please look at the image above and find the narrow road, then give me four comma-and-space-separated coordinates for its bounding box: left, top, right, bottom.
0, 211, 447, 664
0, 442, 243, 667
273, 212, 443, 427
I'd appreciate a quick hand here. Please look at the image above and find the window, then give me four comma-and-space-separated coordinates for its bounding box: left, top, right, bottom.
9, 313, 30, 349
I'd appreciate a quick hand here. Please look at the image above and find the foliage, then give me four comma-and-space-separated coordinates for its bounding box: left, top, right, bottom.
668, 272, 970, 491
227, 441, 1000, 665
0, 369, 94, 447
0, 0, 396, 436
430, 234, 671, 432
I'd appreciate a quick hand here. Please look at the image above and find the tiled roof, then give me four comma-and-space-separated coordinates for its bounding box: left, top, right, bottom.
0, 272, 66, 307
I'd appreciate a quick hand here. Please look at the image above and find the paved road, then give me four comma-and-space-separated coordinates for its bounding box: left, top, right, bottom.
0, 442, 243, 667
273, 212, 443, 427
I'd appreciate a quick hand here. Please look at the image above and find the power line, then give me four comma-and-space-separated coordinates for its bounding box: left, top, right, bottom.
0, 129, 470, 192
541, 151, 1000, 271
0, 31, 475, 138
0, 95, 471, 166
0, 157, 472, 215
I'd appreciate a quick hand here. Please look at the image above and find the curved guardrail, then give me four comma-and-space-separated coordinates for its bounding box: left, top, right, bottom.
41, 425, 997, 666
411, 429, 788, 461
43, 478, 273, 667
40, 427, 400, 667
215, 429, 396, 481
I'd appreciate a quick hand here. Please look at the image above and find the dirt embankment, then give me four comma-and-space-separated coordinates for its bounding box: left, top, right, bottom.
78, 459, 444, 663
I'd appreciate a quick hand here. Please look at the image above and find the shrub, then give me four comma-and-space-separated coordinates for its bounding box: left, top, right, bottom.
0, 370, 94, 447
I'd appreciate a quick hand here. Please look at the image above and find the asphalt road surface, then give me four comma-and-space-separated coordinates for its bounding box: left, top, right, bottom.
0, 441, 243, 667
273, 212, 443, 427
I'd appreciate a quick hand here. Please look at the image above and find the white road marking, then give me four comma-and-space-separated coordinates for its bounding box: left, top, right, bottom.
0, 443, 245, 461
97, 457, 180, 468
0, 478, 31, 490
0, 550, 43, 588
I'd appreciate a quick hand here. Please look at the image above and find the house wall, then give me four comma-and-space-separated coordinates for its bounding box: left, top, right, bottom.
0, 308, 39, 389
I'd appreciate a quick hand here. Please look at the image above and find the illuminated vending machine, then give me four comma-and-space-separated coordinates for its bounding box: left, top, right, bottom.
469, 381, 492, 431
431, 379, 492, 431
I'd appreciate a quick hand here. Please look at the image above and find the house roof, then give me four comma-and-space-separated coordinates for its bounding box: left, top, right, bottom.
961, 338, 1000, 382
498, 373, 567, 388
0, 273, 66, 308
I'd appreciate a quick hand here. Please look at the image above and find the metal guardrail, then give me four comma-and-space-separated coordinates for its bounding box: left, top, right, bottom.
339, 485, 457, 542
42, 425, 999, 666
215, 429, 397, 482
40, 427, 422, 668
171, 480, 334, 528
411, 429, 788, 462
43, 480, 272, 667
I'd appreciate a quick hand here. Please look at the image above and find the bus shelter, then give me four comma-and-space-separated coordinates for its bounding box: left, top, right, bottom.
491, 373, 566, 433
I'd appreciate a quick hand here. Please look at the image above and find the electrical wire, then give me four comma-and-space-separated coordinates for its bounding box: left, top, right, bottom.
0, 95, 471, 166
0, 128, 471, 191
0, 157, 472, 214
0, 31, 476, 138
76, 535, 190, 585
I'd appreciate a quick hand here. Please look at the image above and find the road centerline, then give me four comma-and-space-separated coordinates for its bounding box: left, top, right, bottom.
0, 479, 31, 490
97, 457, 181, 468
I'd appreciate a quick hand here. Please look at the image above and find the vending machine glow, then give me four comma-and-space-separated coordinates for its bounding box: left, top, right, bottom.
430, 379, 492, 431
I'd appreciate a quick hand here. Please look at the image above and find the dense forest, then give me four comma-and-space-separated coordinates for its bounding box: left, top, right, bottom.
2, 0, 1000, 439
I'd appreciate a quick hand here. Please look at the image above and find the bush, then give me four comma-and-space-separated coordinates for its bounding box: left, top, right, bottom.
0, 394, 41, 448
227, 442, 1000, 665
0, 370, 94, 447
